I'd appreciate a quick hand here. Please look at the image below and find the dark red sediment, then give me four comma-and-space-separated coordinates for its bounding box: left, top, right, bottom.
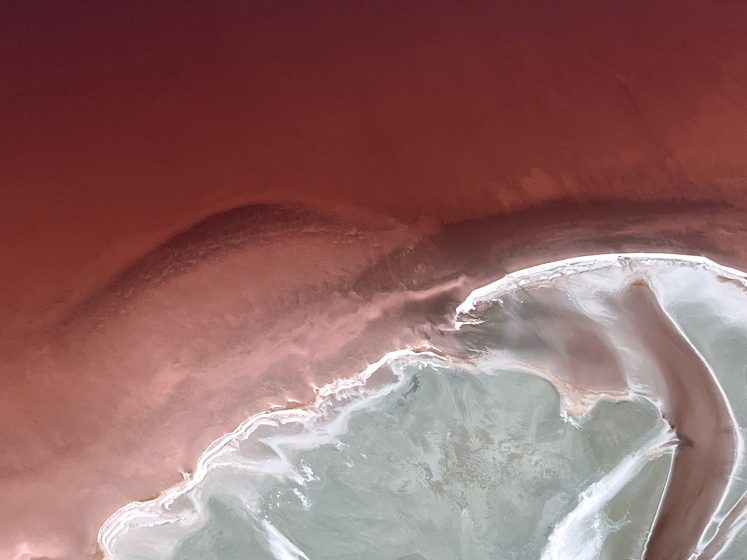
3, 1, 747, 558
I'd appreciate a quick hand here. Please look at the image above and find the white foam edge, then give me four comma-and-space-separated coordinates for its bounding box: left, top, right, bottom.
709, 512, 747, 560
96, 348, 445, 557
455, 253, 747, 328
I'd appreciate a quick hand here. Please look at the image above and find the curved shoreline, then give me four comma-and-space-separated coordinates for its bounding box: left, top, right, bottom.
97, 349, 431, 553
98, 252, 747, 559
455, 253, 747, 325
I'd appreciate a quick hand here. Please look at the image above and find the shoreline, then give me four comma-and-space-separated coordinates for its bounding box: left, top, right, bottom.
97, 252, 747, 559
7, 201, 747, 559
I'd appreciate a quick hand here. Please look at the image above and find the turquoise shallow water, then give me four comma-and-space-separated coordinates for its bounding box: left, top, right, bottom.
99, 255, 747, 560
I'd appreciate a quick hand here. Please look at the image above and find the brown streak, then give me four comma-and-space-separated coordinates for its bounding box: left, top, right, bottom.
622, 282, 737, 559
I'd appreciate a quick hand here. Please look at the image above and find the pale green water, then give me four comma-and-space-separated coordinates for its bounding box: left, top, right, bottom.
175, 366, 665, 560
